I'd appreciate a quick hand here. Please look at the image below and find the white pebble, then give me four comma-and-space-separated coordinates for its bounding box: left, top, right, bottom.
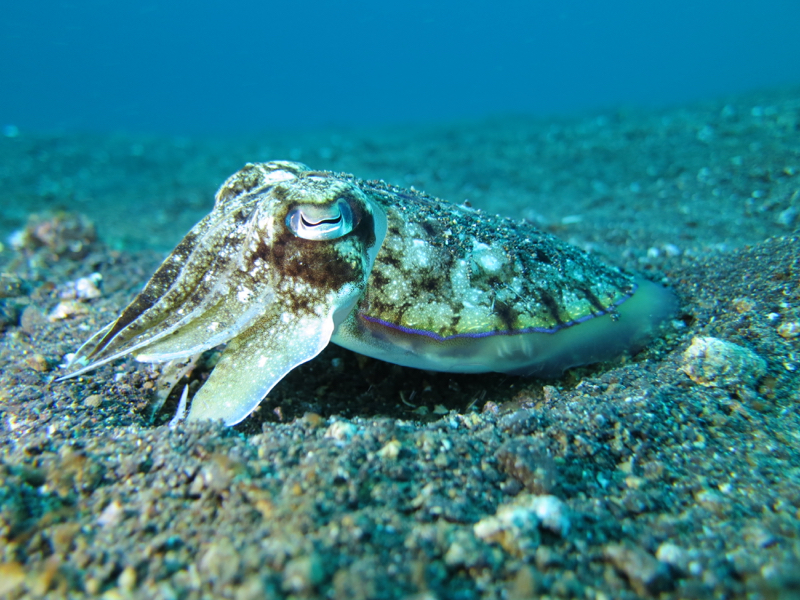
474, 493, 571, 553
681, 336, 766, 390
529, 495, 570, 536
97, 500, 124, 527
656, 543, 689, 572
324, 421, 357, 441
57, 273, 102, 301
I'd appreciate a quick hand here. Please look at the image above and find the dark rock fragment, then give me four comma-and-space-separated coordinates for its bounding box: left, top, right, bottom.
496, 437, 557, 494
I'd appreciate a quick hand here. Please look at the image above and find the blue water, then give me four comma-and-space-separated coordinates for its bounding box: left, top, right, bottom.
2, 0, 800, 134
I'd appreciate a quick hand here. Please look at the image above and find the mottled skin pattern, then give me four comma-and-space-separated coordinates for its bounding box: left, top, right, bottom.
69, 162, 376, 364
354, 179, 633, 338
61, 161, 672, 425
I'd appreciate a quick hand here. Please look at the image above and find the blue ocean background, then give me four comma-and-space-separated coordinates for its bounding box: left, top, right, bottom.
3, 0, 800, 134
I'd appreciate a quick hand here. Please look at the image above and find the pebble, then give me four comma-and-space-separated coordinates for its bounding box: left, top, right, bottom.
18, 211, 96, 257
509, 566, 541, 599
443, 530, 487, 570
604, 542, 673, 596
49, 522, 81, 554
777, 321, 800, 339
0, 562, 25, 595
474, 494, 570, 556
495, 438, 557, 494
474, 506, 540, 555
695, 488, 728, 514
84, 577, 101, 595
377, 439, 402, 459
58, 273, 103, 300
680, 336, 767, 390
443, 540, 469, 567
744, 525, 777, 549
234, 576, 268, 600
29, 555, 60, 596
656, 542, 690, 573
301, 412, 324, 428
535, 545, 563, 569
282, 554, 324, 594
324, 420, 357, 441
24, 353, 50, 372
198, 539, 239, 586
0, 274, 26, 299
118, 566, 137, 592
48, 300, 90, 322
83, 394, 103, 408
97, 500, 124, 528
731, 297, 756, 313
529, 495, 570, 536
696, 124, 715, 143
20, 306, 48, 333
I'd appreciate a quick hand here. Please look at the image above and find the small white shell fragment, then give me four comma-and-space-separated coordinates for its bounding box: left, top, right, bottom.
474, 493, 570, 556
656, 542, 690, 573
529, 494, 571, 536
777, 321, 800, 339
59, 273, 103, 300
324, 420, 357, 441
282, 554, 324, 594
680, 336, 767, 390
377, 439, 402, 459
48, 300, 90, 322
8, 229, 25, 250
97, 500, 124, 528
117, 566, 137, 592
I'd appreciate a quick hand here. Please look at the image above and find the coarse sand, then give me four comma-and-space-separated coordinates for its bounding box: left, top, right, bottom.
0, 87, 799, 599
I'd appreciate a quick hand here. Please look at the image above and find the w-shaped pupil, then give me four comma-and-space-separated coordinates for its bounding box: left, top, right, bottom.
301, 214, 342, 227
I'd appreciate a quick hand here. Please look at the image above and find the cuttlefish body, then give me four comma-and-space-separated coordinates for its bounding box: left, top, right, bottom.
62, 161, 676, 425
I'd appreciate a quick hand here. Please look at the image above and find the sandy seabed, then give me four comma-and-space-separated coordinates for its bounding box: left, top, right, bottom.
0, 87, 799, 599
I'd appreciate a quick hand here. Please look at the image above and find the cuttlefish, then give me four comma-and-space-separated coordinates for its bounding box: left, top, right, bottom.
61, 161, 676, 425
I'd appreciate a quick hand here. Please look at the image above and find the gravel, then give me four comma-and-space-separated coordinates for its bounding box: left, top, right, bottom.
0, 86, 799, 599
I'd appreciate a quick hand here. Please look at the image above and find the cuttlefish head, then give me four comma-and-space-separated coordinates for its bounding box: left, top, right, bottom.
60, 162, 387, 425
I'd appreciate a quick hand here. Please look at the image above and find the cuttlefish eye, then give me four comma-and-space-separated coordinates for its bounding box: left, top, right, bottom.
286, 198, 357, 241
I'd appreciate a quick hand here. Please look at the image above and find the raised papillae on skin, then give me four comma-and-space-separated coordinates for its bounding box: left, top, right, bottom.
60, 161, 677, 425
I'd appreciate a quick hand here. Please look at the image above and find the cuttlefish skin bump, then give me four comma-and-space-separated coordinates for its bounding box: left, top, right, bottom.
59, 161, 677, 425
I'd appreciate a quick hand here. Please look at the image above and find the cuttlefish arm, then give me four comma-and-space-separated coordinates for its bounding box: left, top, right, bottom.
188, 292, 356, 425
60, 191, 281, 377
60, 162, 386, 425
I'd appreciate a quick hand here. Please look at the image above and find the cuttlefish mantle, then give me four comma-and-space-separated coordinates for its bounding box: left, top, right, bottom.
59, 161, 677, 425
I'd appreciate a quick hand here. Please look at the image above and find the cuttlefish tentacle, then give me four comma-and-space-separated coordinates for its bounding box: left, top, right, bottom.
64, 201, 276, 376
67, 163, 313, 375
